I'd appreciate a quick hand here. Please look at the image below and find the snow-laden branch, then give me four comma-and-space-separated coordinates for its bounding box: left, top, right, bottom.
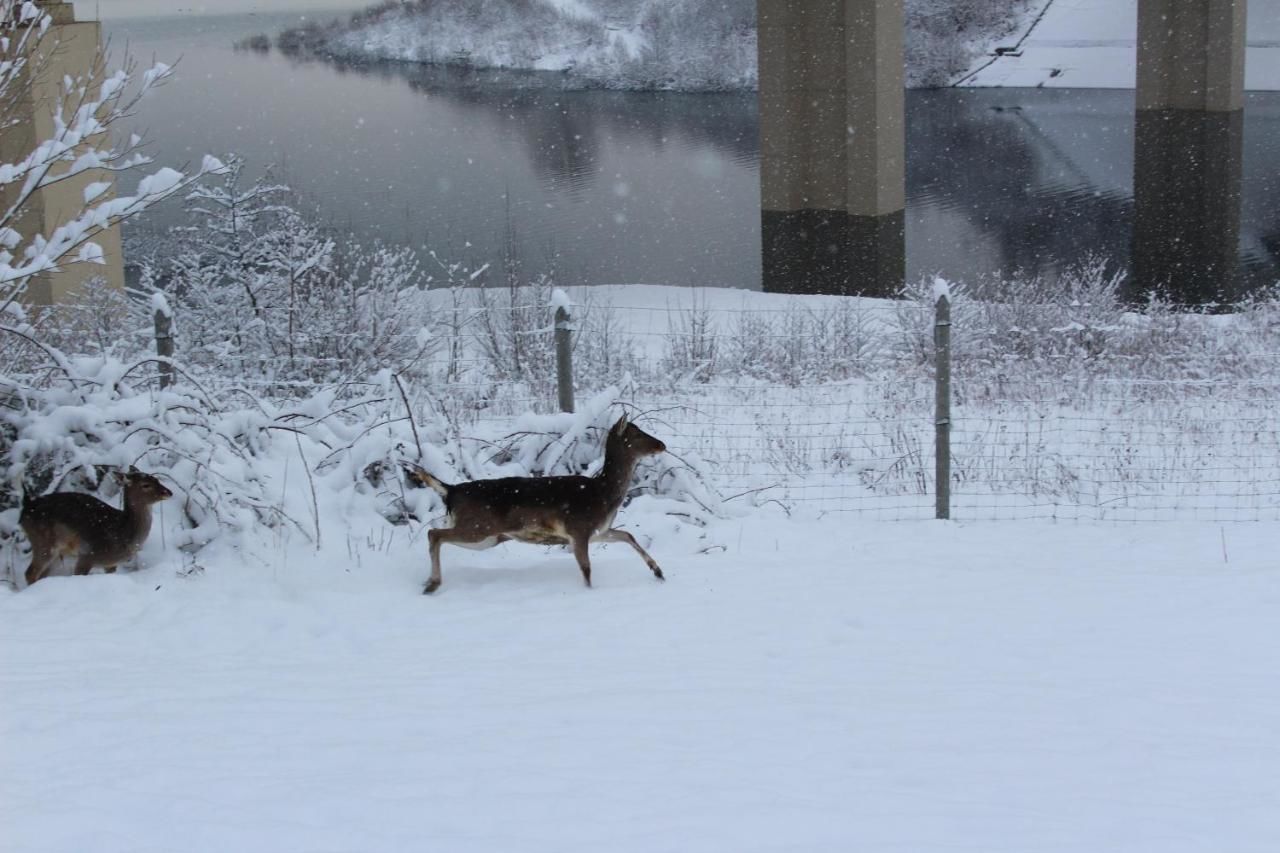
0, 1, 226, 312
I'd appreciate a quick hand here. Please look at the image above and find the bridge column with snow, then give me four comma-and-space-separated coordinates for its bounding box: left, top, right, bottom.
0, 2, 125, 306
757, 0, 905, 297
1133, 0, 1248, 302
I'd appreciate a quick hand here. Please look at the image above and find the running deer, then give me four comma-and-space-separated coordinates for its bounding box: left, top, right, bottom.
406, 416, 667, 594
20, 468, 173, 587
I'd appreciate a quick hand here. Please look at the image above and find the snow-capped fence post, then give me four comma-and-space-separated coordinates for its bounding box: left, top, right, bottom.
934, 282, 952, 520
553, 289, 575, 413
153, 297, 175, 390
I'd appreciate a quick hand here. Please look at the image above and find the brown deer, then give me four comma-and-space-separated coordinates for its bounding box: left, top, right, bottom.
20, 468, 173, 587
407, 416, 667, 594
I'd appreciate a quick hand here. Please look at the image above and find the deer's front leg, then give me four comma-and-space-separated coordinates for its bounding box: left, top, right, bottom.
572, 536, 592, 588
425, 528, 446, 594
594, 528, 664, 581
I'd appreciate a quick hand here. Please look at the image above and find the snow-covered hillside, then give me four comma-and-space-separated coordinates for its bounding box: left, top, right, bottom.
278, 0, 1280, 91
279, 0, 1034, 90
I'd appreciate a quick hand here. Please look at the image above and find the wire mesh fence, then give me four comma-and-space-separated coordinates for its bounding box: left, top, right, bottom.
948, 378, 1280, 522
19, 284, 1279, 524
615, 294, 1280, 523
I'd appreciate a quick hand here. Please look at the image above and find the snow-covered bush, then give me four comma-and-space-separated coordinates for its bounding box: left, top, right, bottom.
719, 300, 886, 386
472, 271, 558, 388
0, 335, 722, 582
0, 356, 368, 560
435, 261, 642, 407
136, 159, 435, 391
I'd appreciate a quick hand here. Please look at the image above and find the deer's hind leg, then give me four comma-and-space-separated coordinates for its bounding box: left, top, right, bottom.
22, 528, 66, 587
425, 526, 502, 594
24, 547, 54, 587
593, 528, 664, 581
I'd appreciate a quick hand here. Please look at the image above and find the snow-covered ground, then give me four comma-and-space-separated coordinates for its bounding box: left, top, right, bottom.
4, 284, 1279, 850
3, 512, 1278, 852
962, 0, 1280, 89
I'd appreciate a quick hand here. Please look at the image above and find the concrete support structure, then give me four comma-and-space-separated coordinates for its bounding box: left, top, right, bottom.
758, 0, 904, 297
1132, 0, 1247, 303
0, 1, 125, 307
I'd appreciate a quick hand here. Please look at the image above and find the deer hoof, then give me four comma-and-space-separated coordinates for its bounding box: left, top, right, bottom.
423, 579, 441, 595
653, 568, 665, 581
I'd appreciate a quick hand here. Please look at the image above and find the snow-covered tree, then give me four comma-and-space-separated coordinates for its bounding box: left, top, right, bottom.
0, 0, 223, 349
147, 157, 435, 389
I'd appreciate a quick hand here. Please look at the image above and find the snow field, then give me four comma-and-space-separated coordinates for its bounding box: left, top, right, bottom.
4, 512, 1279, 852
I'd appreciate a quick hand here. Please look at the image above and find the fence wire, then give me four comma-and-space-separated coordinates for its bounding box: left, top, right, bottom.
588, 299, 1280, 523
42, 290, 1276, 524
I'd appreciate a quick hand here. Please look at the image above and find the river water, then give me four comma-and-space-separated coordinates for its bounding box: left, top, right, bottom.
108, 10, 1280, 296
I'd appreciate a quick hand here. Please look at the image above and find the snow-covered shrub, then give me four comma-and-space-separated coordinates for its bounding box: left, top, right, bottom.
20, 277, 143, 360
472, 272, 558, 389
966, 256, 1127, 368
568, 294, 642, 391
461, 266, 641, 403
661, 294, 718, 383
137, 159, 435, 391
0, 356, 360, 558
713, 300, 887, 386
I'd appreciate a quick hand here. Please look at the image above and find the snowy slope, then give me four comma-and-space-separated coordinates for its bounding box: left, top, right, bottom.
3, 514, 1279, 852
299, 0, 1280, 91
295, 0, 1028, 91
962, 0, 1280, 89
318, 0, 757, 92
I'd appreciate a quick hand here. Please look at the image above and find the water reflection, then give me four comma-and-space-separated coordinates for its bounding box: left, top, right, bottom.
112, 14, 1280, 299
317, 56, 760, 196
1133, 109, 1243, 304
907, 88, 1278, 300
908, 90, 1134, 291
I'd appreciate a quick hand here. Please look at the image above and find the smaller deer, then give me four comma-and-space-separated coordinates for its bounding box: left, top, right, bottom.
20, 468, 173, 587
407, 416, 667, 594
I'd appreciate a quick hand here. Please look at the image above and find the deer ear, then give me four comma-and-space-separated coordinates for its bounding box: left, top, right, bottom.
611, 415, 629, 435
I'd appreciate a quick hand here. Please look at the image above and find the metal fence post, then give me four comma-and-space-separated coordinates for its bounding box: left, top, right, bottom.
934, 291, 952, 520
555, 305, 575, 413
154, 305, 175, 390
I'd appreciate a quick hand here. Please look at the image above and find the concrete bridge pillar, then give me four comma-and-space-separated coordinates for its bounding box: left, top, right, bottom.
758, 0, 905, 296
1133, 0, 1247, 303
0, 2, 125, 307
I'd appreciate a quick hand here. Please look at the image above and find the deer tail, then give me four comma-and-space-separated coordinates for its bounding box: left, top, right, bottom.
405, 464, 452, 499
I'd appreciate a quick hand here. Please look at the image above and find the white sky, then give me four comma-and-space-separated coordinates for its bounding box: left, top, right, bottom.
88, 0, 361, 18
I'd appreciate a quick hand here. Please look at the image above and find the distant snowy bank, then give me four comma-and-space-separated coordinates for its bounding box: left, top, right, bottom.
272, 0, 1035, 91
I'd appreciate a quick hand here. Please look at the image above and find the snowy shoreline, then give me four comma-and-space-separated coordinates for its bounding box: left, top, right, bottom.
266, 0, 1280, 92
270, 0, 1034, 91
